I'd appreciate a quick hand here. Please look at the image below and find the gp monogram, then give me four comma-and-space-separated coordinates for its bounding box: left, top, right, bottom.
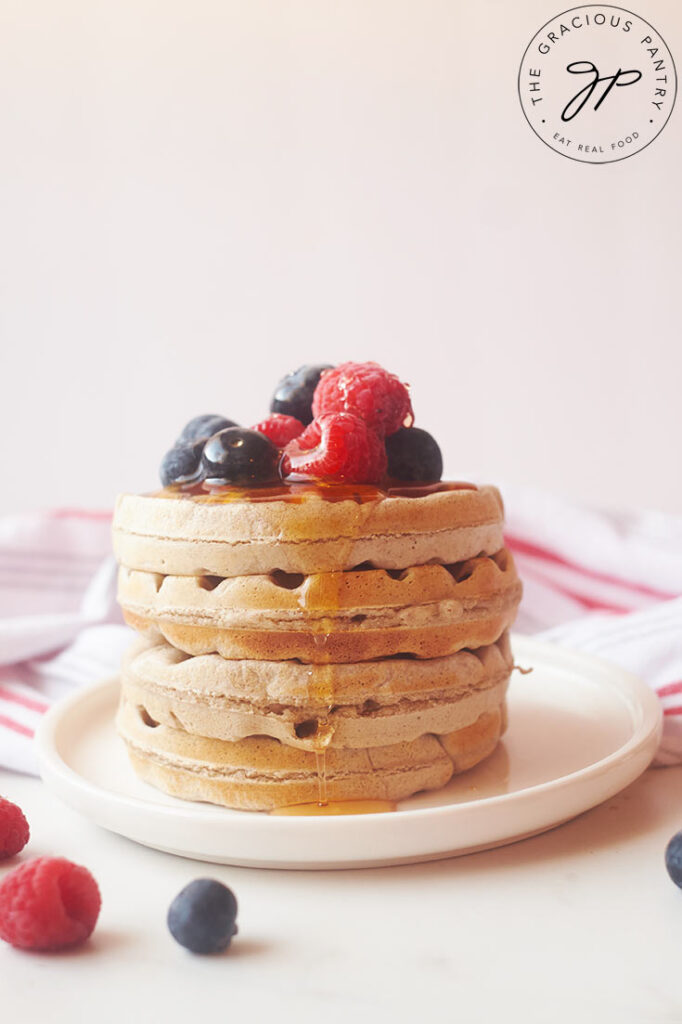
518, 5, 676, 163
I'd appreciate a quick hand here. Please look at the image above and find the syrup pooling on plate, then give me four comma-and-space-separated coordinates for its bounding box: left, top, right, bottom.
270, 800, 397, 817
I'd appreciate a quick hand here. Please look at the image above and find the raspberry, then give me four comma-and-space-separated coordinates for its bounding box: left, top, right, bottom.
0, 798, 29, 859
281, 412, 387, 484
250, 413, 305, 448
0, 857, 101, 951
312, 362, 413, 438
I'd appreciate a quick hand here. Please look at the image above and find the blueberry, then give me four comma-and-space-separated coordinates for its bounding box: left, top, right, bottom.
160, 441, 205, 487
270, 365, 333, 425
202, 427, 280, 485
178, 414, 239, 445
665, 831, 682, 888
167, 879, 238, 954
385, 427, 443, 483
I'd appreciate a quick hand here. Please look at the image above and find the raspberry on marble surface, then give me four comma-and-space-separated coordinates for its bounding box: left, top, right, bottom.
0, 797, 29, 859
0, 857, 101, 951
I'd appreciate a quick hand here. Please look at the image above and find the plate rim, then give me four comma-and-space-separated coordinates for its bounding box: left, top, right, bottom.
36, 635, 663, 836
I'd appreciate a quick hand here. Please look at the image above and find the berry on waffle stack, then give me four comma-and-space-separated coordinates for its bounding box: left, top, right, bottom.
113, 362, 522, 812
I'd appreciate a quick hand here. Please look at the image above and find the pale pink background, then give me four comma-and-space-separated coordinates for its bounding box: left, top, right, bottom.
1, 0, 680, 513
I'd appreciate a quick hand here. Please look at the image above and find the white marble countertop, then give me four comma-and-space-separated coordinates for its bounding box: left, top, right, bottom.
2, 766, 682, 1024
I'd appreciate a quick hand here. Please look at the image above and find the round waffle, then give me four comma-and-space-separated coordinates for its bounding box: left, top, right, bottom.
113, 484, 505, 577
116, 695, 506, 811
120, 633, 513, 750
118, 549, 521, 662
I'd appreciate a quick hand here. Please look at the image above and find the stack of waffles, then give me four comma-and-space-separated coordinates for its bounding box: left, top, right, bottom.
113, 482, 522, 811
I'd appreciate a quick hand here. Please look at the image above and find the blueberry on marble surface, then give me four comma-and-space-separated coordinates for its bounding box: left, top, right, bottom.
202, 427, 280, 485
178, 414, 238, 445
160, 441, 205, 487
385, 427, 443, 483
167, 879, 238, 955
270, 365, 333, 425
665, 831, 682, 888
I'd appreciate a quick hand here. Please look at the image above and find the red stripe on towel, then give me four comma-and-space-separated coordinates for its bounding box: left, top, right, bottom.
516, 562, 630, 614
50, 509, 113, 522
0, 715, 34, 738
505, 534, 677, 601
657, 681, 682, 698
555, 589, 630, 614
0, 687, 50, 714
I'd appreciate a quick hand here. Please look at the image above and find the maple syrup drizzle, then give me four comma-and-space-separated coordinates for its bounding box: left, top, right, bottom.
270, 800, 396, 816
314, 750, 328, 805
153, 479, 477, 505
306, 571, 345, 805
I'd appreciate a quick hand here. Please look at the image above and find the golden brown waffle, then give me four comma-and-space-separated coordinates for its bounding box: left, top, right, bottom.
117, 694, 506, 810
114, 478, 522, 811
120, 634, 513, 750
119, 550, 522, 662
113, 484, 505, 577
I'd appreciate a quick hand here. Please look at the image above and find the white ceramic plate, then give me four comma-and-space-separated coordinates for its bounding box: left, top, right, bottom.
36, 636, 662, 869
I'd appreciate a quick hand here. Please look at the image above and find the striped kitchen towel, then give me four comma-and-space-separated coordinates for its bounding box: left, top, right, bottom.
0, 490, 681, 774
501, 484, 682, 768
0, 510, 129, 773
